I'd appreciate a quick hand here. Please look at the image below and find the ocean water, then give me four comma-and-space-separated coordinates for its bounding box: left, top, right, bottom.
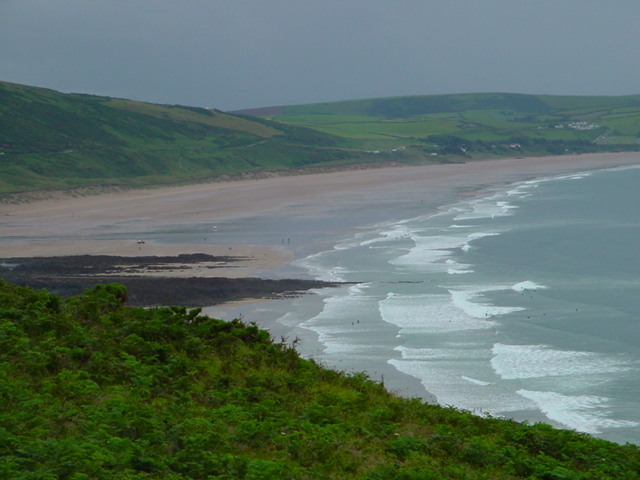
274, 164, 640, 444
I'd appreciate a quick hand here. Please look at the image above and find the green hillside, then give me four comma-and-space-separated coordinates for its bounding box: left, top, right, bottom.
3, 83, 640, 197
237, 92, 640, 157
2, 279, 640, 479
0, 82, 375, 196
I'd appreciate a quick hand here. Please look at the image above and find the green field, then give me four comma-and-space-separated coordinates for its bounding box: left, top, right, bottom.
238, 92, 640, 156
2, 82, 640, 196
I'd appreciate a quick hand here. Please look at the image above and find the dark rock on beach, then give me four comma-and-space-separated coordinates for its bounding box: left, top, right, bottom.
0, 254, 339, 307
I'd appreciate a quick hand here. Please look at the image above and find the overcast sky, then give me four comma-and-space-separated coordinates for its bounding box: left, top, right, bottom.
2, 1, 640, 111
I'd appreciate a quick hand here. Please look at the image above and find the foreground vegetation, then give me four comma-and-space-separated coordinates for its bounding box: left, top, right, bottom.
1, 280, 639, 479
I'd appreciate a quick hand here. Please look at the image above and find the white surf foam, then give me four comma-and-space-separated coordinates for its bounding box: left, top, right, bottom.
293, 251, 352, 282
467, 231, 500, 241
390, 345, 534, 414
491, 343, 630, 380
462, 375, 492, 386
447, 267, 475, 274
389, 234, 461, 272
395, 345, 488, 360
379, 292, 498, 333
319, 266, 351, 282
359, 224, 417, 247
517, 389, 639, 434
347, 283, 373, 294
449, 288, 525, 319
300, 292, 375, 355
328, 229, 373, 251
389, 229, 493, 273
511, 281, 547, 292
566, 172, 593, 181
461, 232, 500, 252
453, 196, 519, 221
506, 185, 535, 197
445, 258, 474, 274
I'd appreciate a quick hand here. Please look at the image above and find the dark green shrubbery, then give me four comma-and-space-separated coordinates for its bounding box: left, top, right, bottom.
1, 280, 639, 479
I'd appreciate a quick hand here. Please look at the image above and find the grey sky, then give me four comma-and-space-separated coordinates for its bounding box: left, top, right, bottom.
1, 1, 639, 111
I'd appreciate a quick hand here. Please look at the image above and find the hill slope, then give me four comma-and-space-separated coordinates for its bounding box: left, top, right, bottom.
3, 84, 640, 196
0, 82, 375, 195
236, 92, 640, 157
1, 279, 640, 479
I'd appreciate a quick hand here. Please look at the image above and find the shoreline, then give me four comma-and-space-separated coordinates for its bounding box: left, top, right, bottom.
2, 153, 639, 251
2, 152, 639, 304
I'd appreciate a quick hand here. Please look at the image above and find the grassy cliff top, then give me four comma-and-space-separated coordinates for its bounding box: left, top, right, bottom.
1, 279, 639, 479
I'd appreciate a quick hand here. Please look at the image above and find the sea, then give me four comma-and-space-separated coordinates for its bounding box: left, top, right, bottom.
212, 163, 640, 445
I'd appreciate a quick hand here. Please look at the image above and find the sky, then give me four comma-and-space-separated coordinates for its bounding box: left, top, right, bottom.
2, 1, 640, 112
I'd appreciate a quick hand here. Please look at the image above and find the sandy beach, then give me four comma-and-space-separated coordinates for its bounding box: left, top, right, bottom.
2, 153, 639, 270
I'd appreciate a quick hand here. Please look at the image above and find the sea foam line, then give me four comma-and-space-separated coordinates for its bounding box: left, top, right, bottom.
453, 196, 519, 221
300, 288, 377, 355
388, 229, 498, 274
517, 389, 639, 434
448, 286, 526, 319
379, 292, 499, 333
389, 346, 535, 414
491, 343, 631, 380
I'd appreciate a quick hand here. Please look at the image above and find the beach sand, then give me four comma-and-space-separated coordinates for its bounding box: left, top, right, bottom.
2, 153, 639, 271
2, 153, 638, 259
0, 153, 637, 277
2, 151, 638, 313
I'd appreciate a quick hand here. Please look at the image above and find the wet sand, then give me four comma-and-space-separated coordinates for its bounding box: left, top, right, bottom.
1, 152, 638, 277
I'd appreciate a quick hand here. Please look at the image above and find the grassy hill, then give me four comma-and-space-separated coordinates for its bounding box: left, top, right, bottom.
236, 92, 640, 157
3, 83, 640, 197
2, 279, 640, 479
0, 81, 377, 196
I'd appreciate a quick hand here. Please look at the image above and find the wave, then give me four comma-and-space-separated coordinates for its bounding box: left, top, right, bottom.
511, 281, 547, 292
449, 288, 525, 319
453, 196, 519, 221
461, 375, 492, 386
379, 292, 498, 333
517, 389, 639, 434
300, 290, 377, 355
292, 250, 353, 282
388, 230, 498, 274
390, 345, 534, 414
491, 343, 630, 380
